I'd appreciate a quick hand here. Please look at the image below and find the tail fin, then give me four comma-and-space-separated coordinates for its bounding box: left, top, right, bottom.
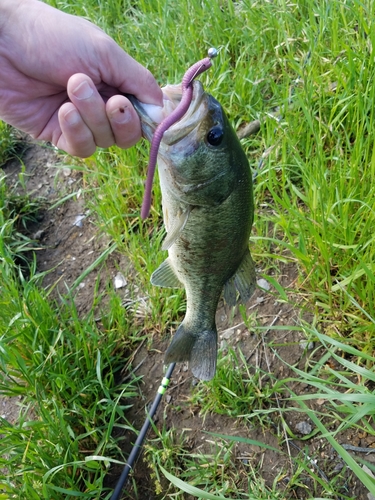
165, 324, 217, 381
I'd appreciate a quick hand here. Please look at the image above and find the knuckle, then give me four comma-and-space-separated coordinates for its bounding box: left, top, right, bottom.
143, 69, 157, 88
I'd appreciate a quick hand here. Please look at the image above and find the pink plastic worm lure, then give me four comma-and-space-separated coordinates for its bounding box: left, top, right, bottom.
141, 48, 218, 219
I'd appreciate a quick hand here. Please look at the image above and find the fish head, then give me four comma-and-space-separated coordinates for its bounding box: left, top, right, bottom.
129, 81, 249, 207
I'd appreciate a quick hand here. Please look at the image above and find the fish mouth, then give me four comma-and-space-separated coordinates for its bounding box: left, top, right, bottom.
127, 80, 206, 145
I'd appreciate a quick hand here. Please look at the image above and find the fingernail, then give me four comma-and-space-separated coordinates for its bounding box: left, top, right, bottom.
111, 106, 132, 124
64, 108, 80, 126
73, 80, 93, 100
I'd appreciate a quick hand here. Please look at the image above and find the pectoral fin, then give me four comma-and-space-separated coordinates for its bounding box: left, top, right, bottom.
151, 258, 182, 288
162, 208, 191, 250
224, 249, 256, 305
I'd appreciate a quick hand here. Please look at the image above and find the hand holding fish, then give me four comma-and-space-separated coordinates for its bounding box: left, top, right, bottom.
0, 0, 162, 157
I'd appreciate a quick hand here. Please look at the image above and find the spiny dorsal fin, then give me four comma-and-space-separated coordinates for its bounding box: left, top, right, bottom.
150, 258, 182, 288
234, 249, 256, 303
162, 208, 191, 251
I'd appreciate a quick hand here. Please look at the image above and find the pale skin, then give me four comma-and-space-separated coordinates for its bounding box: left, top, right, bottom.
0, 0, 163, 157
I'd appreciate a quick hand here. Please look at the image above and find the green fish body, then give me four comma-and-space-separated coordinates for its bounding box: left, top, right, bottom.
132, 81, 256, 380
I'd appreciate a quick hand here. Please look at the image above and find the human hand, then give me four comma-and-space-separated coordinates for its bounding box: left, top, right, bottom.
0, 0, 163, 157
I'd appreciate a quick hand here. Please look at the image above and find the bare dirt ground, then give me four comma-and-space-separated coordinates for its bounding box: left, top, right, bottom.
2, 139, 374, 500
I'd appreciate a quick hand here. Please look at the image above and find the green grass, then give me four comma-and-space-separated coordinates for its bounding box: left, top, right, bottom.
144, 424, 285, 499
0, 175, 140, 498
1, 0, 375, 498
190, 346, 283, 420
0, 121, 21, 166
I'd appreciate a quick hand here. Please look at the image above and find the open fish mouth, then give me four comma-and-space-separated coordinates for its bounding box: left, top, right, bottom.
127, 80, 207, 144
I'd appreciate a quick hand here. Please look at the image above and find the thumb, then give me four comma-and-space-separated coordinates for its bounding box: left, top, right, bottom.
99, 41, 163, 106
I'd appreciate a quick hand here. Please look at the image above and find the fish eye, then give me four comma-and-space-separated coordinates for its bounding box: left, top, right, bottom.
206, 126, 224, 147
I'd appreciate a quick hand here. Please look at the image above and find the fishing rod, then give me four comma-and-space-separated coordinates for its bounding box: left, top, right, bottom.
110, 362, 176, 500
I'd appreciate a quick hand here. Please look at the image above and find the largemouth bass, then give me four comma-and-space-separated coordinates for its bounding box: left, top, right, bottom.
130, 80, 256, 380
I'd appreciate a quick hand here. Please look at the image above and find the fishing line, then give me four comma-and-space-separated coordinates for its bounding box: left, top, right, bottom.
110, 362, 176, 500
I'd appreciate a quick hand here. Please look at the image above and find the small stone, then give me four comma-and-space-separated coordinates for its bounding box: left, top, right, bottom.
300, 340, 315, 350
220, 340, 228, 351
257, 278, 270, 290
73, 214, 85, 228
363, 464, 375, 478
296, 421, 313, 435
114, 272, 127, 289
363, 465, 375, 499
221, 329, 235, 340
62, 167, 72, 177
333, 462, 344, 472
32, 229, 45, 240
